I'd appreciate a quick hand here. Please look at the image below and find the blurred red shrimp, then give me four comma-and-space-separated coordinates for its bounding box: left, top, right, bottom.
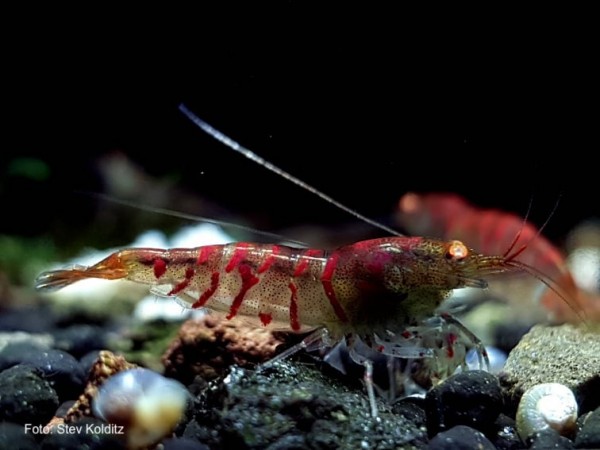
397, 192, 591, 323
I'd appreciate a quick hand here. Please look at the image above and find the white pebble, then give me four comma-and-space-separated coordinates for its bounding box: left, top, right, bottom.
93, 368, 190, 448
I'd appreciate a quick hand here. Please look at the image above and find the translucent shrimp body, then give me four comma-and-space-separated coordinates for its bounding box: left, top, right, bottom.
36, 236, 523, 405
35, 237, 504, 335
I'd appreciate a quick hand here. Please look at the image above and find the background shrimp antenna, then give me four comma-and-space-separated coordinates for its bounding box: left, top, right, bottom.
504, 194, 562, 262
178, 104, 402, 237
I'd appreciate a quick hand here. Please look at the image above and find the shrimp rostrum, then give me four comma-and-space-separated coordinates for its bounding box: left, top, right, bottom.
36, 236, 528, 414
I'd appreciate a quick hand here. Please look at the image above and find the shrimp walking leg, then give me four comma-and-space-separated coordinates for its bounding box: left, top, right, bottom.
437, 312, 490, 372
260, 328, 331, 369
346, 335, 379, 418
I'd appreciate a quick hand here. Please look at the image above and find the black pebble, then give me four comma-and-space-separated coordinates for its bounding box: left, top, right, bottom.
529, 428, 574, 449
0, 365, 59, 425
575, 407, 600, 449
0, 306, 57, 333
0, 343, 86, 401
493, 322, 533, 354
425, 370, 503, 435
162, 437, 210, 450
427, 425, 496, 450
80, 350, 102, 375
0, 342, 46, 371
52, 324, 107, 358
0, 422, 38, 450
55, 400, 77, 418
488, 413, 524, 450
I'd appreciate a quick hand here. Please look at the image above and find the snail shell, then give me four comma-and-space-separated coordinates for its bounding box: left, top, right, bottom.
93, 368, 190, 448
516, 383, 578, 441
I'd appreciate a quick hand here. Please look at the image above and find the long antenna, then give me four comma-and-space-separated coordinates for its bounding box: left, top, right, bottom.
84, 192, 309, 247
178, 104, 402, 237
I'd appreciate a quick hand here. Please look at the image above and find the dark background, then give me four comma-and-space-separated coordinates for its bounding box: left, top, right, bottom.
2, 6, 598, 251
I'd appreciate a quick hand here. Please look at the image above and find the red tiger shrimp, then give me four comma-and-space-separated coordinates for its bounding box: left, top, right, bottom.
36, 238, 505, 415
33, 106, 572, 417
397, 192, 588, 323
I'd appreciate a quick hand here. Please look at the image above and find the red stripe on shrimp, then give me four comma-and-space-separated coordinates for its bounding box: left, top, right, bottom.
288, 281, 301, 331
168, 267, 195, 295
197, 245, 220, 265
191, 272, 220, 309
225, 243, 250, 273
226, 264, 259, 320
258, 312, 272, 327
293, 249, 323, 277
153, 258, 167, 278
257, 245, 280, 274
446, 332, 458, 359
321, 253, 349, 323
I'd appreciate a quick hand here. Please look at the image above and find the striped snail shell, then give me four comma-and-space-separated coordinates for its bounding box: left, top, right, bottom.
516, 382, 578, 441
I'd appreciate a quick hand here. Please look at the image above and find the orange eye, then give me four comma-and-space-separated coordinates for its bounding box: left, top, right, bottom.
447, 240, 468, 260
